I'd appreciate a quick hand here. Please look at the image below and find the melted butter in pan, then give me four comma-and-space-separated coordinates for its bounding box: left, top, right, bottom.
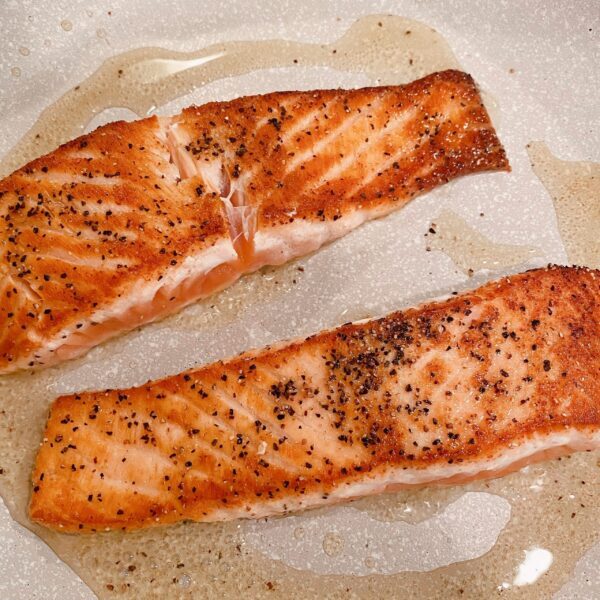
0, 14, 458, 178
0, 14, 598, 600
527, 142, 600, 269
425, 210, 541, 275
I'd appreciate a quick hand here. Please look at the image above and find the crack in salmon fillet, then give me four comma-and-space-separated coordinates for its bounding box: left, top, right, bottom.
0, 70, 508, 374
29, 266, 599, 532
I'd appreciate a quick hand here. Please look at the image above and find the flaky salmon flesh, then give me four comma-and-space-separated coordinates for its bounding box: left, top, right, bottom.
0, 70, 508, 374
30, 266, 599, 532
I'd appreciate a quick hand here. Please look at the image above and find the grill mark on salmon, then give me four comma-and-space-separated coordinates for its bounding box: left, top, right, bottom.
0, 70, 508, 374
308, 107, 420, 194
29, 266, 599, 532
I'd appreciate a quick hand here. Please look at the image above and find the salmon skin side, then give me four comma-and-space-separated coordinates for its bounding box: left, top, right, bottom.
0, 70, 508, 374
30, 266, 599, 533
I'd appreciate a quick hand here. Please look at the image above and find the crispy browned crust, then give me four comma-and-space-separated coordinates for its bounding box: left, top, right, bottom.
30, 266, 599, 532
178, 70, 509, 225
0, 70, 508, 373
0, 117, 229, 369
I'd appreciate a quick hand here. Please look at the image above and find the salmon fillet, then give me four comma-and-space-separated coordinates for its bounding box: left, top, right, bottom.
0, 70, 508, 374
29, 266, 599, 532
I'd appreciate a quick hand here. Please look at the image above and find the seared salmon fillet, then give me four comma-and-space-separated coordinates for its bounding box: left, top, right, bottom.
30, 266, 599, 532
0, 70, 508, 374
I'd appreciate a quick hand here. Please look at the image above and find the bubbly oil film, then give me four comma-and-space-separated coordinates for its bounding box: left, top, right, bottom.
0, 13, 598, 600
527, 142, 600, 269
